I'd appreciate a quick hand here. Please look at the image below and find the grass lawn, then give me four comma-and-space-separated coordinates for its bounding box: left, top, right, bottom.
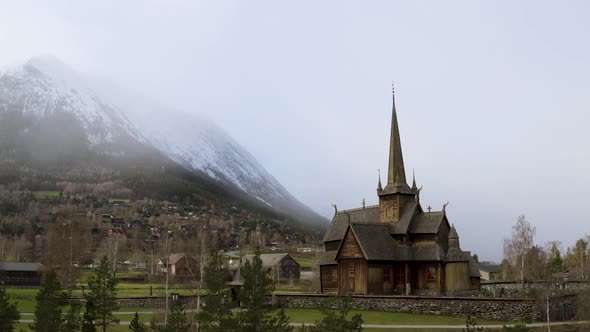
293, 256, 315, 269
31, 190, 61, 199
109, 198, 131, 203
20, 308, 577, 332
282, 308, 507, 326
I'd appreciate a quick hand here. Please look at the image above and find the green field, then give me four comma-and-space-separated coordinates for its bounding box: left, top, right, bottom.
12, 308, 513, 332
12, 303, 590, 332
31, 191, 61, 199
293, 256, 315, 269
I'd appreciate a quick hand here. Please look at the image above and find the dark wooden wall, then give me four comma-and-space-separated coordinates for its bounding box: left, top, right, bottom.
278, 256, 301, 281
320, 265, 338, 293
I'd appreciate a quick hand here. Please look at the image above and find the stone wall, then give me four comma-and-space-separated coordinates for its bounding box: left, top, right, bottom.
109, 293, 570, 323
115, 295, 200, 308
481, 280, 590, 298
274, 294, 539, 322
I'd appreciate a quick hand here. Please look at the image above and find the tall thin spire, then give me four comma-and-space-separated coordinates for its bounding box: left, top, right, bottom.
382, 83, 412, 195
377, 169, 383, 194
412, 168, 417, 191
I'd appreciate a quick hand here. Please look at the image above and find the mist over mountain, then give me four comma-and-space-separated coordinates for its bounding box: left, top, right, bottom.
0, 55, 327, 228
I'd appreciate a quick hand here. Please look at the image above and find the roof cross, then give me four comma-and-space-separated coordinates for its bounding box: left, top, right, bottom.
427, 206, 432, 213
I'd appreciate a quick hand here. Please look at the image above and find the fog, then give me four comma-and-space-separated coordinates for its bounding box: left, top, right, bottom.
1, 1, 590, 261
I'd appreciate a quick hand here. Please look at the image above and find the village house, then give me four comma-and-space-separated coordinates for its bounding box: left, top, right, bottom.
155, 253, 199, 279
318, 91, 480, 296
229, 253, 300, 286
478, 263, 501, 281
0, 262, 43, 286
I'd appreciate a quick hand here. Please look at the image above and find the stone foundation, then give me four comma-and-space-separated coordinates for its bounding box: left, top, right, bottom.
106, 293, 572, 322
274, 294, 539, 322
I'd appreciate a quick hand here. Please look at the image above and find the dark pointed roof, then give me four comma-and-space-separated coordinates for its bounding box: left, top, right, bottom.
381, 92, 413, 195
449, 224, 459, 239
409, 211, 447, 234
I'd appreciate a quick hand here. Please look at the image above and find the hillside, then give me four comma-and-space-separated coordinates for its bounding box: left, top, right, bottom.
0, 55, 328, 232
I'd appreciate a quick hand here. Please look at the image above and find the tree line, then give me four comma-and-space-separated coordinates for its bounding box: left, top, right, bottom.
499, 214, 589, 283
0, 253, 363, 332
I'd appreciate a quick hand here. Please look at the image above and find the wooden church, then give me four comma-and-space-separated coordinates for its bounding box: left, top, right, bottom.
318, 91, 480, 295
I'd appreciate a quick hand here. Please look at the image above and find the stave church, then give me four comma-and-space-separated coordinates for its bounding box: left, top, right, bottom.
318, 90, 480, 295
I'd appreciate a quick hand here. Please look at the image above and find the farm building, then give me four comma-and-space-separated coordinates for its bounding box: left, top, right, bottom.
229, 253, 300, 286
478, 263, 501, 281
0, 262, 43, 286
155, 253, 199, 279
318, 91, 480, 296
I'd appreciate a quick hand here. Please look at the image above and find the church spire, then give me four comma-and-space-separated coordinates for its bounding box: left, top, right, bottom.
412, 168, 417, 191
382, 84, 412, 195
377, 169, 383, 195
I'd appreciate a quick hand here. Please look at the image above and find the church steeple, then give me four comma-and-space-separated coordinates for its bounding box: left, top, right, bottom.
378, 87, 415, 223
381, 86, 412, 195
377, 169, 383, 195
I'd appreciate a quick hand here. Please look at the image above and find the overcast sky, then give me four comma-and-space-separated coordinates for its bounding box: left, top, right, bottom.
2, 0, 590, 261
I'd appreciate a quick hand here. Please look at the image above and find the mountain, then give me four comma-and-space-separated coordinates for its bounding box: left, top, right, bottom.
0, 55, 327, 227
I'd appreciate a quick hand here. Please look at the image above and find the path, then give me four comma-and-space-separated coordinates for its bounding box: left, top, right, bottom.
17, 313, 590, 329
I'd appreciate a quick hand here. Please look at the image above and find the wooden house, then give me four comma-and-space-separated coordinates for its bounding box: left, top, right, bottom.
318, 91, 480, 295
155, 253, 199, 279
0, 262, 43, 286
229, 253, 300, 285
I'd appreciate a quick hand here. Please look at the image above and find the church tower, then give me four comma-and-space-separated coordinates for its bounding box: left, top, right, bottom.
378, 89, 415, 223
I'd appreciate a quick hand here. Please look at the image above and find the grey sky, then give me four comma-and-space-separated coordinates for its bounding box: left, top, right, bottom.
1, 1, 589, 261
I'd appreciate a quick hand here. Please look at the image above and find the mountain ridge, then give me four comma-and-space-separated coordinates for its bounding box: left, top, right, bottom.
0, 55, 328, 227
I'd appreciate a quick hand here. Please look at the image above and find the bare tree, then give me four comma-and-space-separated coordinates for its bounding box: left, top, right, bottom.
503, 215, 536, 288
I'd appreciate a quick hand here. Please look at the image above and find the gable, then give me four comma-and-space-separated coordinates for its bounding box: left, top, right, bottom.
336, 227, 365, 260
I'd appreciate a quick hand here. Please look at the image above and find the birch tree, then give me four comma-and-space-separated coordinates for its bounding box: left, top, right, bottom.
503, 215, 536, 288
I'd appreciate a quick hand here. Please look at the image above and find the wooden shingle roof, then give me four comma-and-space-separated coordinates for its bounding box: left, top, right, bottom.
409, 211, 446, 234
349, 223, 397, 260
323, 206, 380, 242
317, 251, 337, 266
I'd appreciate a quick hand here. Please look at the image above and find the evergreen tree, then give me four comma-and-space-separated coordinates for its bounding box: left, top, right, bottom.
546, 243, 563, 274
301, 295, 362, 332
85, 256, 119, 332
31, 271, 67, 332
0, 285, 20, 332
237, 252, 292, 332
197, 252, 236, 332
164, 302, 191, 332
129, 312, 146, 332
63, 300, 83, 332
82, 300, 96, 332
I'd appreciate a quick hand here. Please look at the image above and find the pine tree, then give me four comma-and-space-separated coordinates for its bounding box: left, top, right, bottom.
546, 243, 563, 274
197, 252, 236, 332
129, 312, 147, 332
237, 252, 292, 332
31, 271, 67, 332
301, 295, 362, 332
85, 256, 119, 332
0, 285, 20, 332
63, 300, 83, 332
164, 302, 191, 332
82, 300, 96, 332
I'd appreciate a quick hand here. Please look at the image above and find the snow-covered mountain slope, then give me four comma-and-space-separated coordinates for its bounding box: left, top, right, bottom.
0, 55, 327, 225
